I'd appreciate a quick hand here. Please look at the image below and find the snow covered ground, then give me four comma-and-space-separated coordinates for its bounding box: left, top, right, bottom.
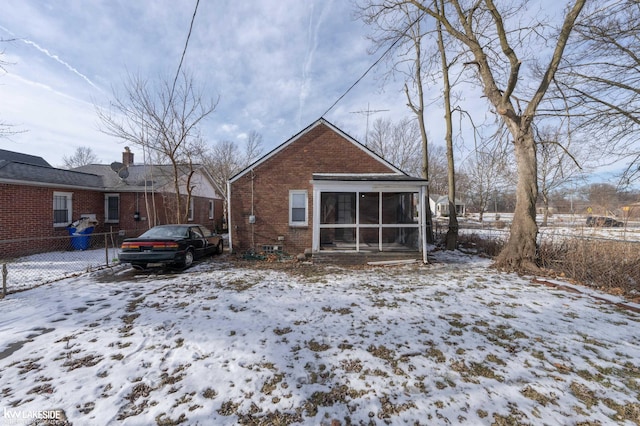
2, 248, 119, 293
1, 252, 639, 425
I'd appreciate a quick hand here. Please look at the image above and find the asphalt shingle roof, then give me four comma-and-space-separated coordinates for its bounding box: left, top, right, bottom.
0, 149, 52, 167
73, 164, 182, 191
0, 160, 103, 188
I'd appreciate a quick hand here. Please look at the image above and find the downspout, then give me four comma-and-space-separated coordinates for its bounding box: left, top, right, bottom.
227, 180, 233, 253
250, 169, 255, 251
421, 185, 428, 264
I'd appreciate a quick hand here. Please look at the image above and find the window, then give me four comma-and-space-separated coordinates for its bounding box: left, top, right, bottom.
104, 194, 120, 223
53, 192, 72, 227
208, 200, 214, 219
289, 190, 308, 226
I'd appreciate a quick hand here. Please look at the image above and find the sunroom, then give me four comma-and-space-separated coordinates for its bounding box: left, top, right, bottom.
311, 174, 429, 261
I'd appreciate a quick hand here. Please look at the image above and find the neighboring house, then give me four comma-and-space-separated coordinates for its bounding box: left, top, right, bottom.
75, 148, 225, 234
429, 194, 466, 218
0, 147, 223, 259
227, 119, 429, 260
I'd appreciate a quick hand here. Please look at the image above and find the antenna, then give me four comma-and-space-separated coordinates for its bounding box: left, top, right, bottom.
350, 102, 389, 144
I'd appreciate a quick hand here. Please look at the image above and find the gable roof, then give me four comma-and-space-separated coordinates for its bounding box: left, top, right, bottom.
0, 150, 103, 189
430, 194, 465, 205
229, 118, 407, 184
0, 149, 52, 167
74, 163, 221, 196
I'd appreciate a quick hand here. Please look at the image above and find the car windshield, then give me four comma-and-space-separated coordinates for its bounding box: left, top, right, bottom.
140, 226, 189, 238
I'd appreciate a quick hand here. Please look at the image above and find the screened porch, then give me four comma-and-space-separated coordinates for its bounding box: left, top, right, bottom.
311, 174, 428, 256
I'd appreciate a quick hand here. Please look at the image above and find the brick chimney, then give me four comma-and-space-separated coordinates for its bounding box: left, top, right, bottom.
122, 146, 134, 166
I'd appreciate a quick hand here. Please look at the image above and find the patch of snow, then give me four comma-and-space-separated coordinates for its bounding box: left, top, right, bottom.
1, 251, 639, 424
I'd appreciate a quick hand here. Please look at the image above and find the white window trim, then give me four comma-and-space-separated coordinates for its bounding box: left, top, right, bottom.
53, 191, 73, 227
104, 193, 120, 223
208, 200, 214, 219
289, 190, 308, 227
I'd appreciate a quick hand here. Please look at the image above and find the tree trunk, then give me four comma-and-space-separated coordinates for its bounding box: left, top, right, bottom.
446, 202, 458, 250
495, 129, 539, 271
541, 192, 549, 227
437, 13, 457, 251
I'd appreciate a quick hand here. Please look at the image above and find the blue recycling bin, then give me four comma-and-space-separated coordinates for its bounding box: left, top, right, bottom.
68, 226, 95, 250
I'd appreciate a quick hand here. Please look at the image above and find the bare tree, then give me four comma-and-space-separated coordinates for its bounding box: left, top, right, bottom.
463, 148, 511, 222
244, 130, 264, 166
433, 0, 459, 250
536, 126, 583, 226
203, 132, 264, 215
368, 0, 587, 271
365, 117, 422, 176
427, 145, 449, 195
586, 183, 620, 216
63, 146, 98, 169
552, 0, 640, 187
358, 3, 438, 243
97, 71, 217, 223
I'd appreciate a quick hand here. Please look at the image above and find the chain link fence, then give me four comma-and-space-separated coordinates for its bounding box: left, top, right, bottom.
454, 219, 640, 300
2, 221, 638, 300
1, 231, 128, 296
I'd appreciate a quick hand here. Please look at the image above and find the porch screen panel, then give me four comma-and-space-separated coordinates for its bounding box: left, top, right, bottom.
320, 228, 356, 246
359, 192, 379, 224
320, 192, 355, 224
382, 227, 420, 249
382, 193, 416, 224
359, 228, 379, 247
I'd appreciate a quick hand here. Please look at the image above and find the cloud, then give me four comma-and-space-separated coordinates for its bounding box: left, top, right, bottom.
19, 38, 104, 93
0, 0, 414, 165
297, 0, 334, 127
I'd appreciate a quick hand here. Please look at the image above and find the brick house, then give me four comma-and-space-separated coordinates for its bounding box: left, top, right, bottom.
227, 119, 429, 261
0, 148, 224, 259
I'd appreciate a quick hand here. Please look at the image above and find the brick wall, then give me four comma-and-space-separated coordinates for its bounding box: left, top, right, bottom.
114, 193, 225, 238
229, 122, 395, 254
0, 184, 225, 258
0, 184, 104, 240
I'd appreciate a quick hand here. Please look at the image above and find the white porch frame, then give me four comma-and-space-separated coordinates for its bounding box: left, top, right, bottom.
311, 178, 428, 263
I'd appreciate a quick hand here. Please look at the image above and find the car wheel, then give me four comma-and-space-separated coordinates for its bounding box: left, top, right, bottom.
216, 240, 223, 255
182, 249, 194, 268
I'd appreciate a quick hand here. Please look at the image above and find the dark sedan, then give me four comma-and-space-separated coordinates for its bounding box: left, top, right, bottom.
118, 224, 223, 270
586, 216, 623, 227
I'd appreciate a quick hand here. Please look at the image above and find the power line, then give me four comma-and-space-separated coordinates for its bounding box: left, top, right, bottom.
169, 0, 200, 102
321, 9, 426, 117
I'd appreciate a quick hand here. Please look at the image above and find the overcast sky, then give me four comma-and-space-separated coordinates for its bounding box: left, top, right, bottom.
0, 1, 635, 187
0, 0, 419, 168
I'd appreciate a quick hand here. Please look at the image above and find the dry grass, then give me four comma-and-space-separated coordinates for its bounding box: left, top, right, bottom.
458, 233, 640, 300
538, 238, 640, 299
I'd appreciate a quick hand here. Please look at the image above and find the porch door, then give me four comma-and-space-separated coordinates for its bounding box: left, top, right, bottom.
335, 193, 354, 242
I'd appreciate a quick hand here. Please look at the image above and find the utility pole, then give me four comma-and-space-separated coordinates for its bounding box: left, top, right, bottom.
350, 103, 389, 144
